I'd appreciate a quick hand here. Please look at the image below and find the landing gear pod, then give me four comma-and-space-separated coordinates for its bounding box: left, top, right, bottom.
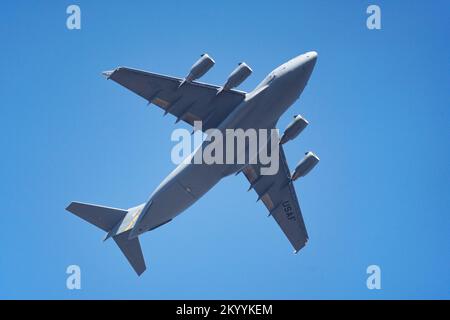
291, 151, 320, 181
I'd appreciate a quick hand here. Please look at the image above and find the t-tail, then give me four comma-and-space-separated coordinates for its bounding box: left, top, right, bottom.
66, 201, 147, 276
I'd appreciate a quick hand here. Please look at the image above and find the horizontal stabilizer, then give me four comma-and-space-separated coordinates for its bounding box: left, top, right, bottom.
66, 202, 127, 232
113, 231, 146, 275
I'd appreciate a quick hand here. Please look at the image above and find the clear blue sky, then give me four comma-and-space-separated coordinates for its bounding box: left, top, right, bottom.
0, 1, 448, 299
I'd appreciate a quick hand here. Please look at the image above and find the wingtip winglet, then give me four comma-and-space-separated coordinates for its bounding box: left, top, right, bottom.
65, 201, 77, 212
102, 70, 115, 79
136, 266, 147, 276
102, 67, 122, 80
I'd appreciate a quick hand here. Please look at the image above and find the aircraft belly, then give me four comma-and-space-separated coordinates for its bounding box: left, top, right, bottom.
137, 84, 293, 233
141, 162, 223, 231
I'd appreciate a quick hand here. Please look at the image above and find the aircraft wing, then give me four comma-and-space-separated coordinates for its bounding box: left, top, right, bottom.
103, 67, 246, 130
242, 144, 309, 252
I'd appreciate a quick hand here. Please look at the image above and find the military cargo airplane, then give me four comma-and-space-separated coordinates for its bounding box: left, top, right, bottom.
67, 52, 319, 275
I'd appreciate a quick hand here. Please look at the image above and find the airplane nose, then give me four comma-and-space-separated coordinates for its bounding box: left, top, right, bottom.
306, 51, 318, 63
288, 51, 318, 81
303, 51, 317, 74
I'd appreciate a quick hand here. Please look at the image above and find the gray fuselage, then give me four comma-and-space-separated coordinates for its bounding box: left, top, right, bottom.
130, 52, 317, 238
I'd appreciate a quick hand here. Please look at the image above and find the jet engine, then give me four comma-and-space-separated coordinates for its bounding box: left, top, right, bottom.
280, 115, 309, 144
291, 151, 320, 181
185, 53, 215, 82
221, 62, 253, 91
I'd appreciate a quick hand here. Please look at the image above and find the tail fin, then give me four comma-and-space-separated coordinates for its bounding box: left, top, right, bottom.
66, 202, 127, 232
66, 201, 147, 276
113, 231, 146, 275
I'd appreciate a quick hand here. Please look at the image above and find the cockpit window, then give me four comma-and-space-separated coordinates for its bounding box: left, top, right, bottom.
266, 73, 276, 84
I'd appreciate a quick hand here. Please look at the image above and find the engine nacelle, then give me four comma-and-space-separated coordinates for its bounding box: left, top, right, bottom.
280, 115, 309, 144
291, 151, 319, 181
222, 62, 253, 91
185, 53, 215, 82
